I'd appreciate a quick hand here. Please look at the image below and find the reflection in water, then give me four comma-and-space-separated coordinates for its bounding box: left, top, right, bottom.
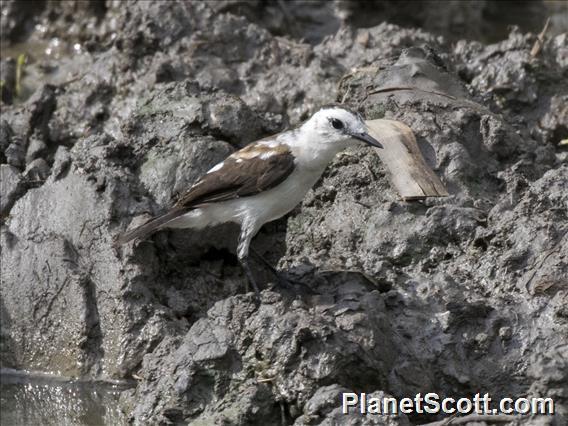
0, 370, 131, 426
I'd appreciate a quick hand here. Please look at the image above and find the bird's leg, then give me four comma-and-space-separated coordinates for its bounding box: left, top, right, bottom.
249, 246, 280, 277
239, 256, 261, 297
238, 224, 261, 298
250, 246, 315, 294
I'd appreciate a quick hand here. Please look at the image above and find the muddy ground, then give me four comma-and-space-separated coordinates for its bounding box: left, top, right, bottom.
1, 1, 567, 425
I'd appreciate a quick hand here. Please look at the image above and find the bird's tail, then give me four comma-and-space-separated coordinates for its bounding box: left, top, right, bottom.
114, 209, 186, 246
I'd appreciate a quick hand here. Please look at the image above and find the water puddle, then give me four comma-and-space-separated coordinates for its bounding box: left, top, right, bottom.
0, 370, 132, 426
1, 36, 90, 104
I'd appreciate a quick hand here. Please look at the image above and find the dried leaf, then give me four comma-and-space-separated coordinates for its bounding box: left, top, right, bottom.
366, 119, 449, 200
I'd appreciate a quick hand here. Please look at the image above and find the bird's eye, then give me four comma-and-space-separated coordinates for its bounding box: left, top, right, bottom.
331, 118, 344, 130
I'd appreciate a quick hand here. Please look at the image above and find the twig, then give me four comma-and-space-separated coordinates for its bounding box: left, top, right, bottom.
366, 85, 507, 121
531, 17, 551, 57
340, 85, 352, 105
59, 72, 86, 88
368, 86, 457, 101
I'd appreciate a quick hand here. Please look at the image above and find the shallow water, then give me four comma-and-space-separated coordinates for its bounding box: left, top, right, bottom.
0, 370, 131, 426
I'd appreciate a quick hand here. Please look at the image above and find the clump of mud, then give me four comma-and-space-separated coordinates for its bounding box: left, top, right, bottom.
1, 1, 566, 425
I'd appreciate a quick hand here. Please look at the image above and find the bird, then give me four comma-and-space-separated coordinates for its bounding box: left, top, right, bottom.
115, 105, 383, 295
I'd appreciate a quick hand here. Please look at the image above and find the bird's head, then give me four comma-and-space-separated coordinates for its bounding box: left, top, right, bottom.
302, 106, 383, 151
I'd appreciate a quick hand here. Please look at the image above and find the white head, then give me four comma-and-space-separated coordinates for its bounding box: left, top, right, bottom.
301, 106, 383, 153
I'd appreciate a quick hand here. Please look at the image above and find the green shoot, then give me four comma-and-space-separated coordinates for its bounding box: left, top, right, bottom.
15, 53, 26, 98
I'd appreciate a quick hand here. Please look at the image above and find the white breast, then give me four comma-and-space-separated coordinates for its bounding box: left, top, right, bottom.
167, 165, 322, 235
243, 166, 322, 224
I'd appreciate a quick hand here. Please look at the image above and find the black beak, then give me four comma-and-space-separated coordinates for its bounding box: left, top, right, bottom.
351, 132, 383, 149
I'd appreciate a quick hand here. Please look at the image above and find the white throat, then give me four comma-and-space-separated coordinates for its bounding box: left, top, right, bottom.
283, 124, 349, 171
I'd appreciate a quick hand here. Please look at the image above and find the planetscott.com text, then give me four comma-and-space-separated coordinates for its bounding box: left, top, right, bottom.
342, 392, 554, 416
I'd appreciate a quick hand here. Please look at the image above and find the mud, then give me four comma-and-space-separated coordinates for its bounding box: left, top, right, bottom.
1, 1, 567, 425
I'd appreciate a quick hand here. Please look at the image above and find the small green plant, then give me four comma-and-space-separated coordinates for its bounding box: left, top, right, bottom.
15, 53, 26, 98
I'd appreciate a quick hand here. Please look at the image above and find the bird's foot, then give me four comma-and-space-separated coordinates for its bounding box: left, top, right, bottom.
240, 257, 261, 301
269, 271, 317, 295
249, 247, 316, 295
246, 277, 261, 300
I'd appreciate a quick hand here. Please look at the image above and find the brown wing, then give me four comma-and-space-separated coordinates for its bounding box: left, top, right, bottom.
175, 141, 296, 209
